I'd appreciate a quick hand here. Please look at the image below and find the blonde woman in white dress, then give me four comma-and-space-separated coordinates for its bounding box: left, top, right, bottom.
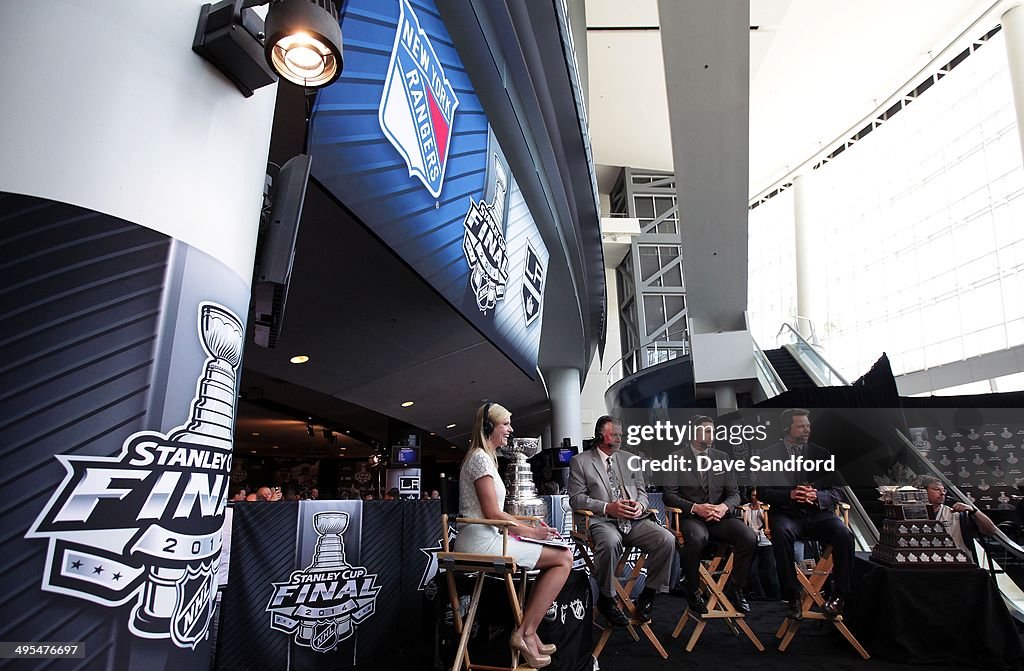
456, 402, 571, 669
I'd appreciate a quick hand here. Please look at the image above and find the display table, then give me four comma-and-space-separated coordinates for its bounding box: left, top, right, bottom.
845, 559, 1024, 668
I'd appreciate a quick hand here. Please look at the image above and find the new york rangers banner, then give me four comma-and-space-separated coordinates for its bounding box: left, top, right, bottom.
3, 193, 250, 669
308, 0, 549, 377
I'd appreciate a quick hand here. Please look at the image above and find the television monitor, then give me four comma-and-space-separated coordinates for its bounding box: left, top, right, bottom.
391, 446, 420, 466
556, 446, 577, 466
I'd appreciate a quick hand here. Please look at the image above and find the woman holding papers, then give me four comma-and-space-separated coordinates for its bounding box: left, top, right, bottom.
456, 402, 571, 669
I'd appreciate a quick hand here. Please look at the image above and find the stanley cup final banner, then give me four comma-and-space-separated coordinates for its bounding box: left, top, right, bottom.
1, 192, 251, 669
217, 501, 410, 670
308, 0, 550, 378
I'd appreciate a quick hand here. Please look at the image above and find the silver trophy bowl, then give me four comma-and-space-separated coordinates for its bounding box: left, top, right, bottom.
499, 437, 547, 519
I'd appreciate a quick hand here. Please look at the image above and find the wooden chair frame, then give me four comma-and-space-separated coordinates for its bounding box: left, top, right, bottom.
663, 506, 764, 653
769, 503, 870, 660
571, 509, 669, 659
438, 510, 542, 671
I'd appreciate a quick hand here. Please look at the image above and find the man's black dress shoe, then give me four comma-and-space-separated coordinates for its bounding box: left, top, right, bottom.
597, 595, 630, 626
729, 588, 751, 614
685, 589, 708, 616
786, 593, 804, 620
822, 594, 845, 619
636, 589, 656, 622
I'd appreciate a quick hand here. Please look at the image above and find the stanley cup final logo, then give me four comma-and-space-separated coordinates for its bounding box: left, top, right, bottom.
463, 153, 510, 313
266, 512, 380, 652
26, 302, 243, 649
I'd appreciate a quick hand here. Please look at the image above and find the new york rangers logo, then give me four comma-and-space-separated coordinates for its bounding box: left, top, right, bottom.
379, 0, 460, 198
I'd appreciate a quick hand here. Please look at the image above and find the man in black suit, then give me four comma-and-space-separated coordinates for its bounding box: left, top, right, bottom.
756, 408, 853, 619
663, 415, 756, 615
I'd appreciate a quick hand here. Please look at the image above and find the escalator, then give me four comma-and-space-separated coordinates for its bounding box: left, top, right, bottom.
763, 348, 816, 389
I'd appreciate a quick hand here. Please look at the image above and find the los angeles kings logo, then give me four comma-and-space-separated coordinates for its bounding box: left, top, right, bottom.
26, 302, 243, 649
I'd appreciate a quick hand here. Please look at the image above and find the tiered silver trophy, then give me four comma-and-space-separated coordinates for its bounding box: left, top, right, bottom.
500, 437, 547, 519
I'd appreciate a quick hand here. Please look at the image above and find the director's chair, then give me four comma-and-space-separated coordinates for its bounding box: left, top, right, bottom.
437, 476, 540, 671
663, 506, 764, 653
571, 508, 669, 660
770, 502, 870, 660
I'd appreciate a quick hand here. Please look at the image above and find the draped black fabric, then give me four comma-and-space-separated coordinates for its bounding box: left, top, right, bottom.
845, 562, 1024, 669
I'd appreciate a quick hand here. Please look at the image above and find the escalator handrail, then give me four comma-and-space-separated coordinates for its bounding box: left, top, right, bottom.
841, 483, 879, 546
750, 332, 788, 395
776, 322, 851, 386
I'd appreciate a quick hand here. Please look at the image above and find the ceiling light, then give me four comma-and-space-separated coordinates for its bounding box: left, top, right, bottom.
251, 432, 260, 436
250, 450, 257, 453
446, 423, 456, 429
193, 0, 343, 97
290, 355, 310, 364
401, 401, 414, 408
273, 445, 279, 449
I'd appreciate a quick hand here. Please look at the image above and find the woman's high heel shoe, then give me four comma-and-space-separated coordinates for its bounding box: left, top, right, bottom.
537, 641, 556, 655
510, 631, 551, 669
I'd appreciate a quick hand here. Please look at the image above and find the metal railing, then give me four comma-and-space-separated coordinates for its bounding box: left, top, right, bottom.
776, 321, 850, 387
747, 311, 787, 397
606, 326, 689, 386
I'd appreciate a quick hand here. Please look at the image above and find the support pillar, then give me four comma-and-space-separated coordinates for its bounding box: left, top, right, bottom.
545, 367, 583, 449
1002, 5, 1024, 165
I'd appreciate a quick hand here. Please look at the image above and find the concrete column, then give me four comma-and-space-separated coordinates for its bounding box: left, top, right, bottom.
658, 0, 749, 334
1003, 5, 1024, 165
793, 172, 823, 342
0, 2, 276, 667
546, 367, 583, 449
714, 383, 738, 414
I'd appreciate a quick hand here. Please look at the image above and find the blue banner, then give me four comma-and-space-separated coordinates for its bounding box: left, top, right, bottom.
308, 0, 548, 376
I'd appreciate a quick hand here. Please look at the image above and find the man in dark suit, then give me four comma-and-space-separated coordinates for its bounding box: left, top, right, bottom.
569, 416, 676, 625
756, 408, 853, 619
663, 415, 756, 615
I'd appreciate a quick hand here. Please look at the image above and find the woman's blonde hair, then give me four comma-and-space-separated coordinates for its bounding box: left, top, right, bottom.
465, 402, 510, 463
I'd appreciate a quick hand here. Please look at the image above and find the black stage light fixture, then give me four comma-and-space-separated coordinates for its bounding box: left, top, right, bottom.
193, 0, 343, 97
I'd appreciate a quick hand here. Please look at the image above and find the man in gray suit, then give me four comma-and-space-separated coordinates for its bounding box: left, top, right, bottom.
569, 415, 676, 625
663, 415, 756, 615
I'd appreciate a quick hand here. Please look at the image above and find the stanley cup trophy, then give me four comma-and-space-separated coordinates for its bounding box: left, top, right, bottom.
500, 437, 547, 519
132, 303, 243, 638
296, 512, 352, 651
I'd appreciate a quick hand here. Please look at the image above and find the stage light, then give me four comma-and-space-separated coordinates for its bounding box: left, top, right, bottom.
289, 354, 310, 364
265, 0, 343, 87
193, 0, 343, 97
306, 423, 315, 437
401, 401, 414, 408
446, 423, 456, 429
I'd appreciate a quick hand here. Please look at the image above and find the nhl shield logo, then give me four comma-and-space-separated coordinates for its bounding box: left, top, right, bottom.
379, 0, 460, 198
171, 562, 216, 649
311, 619, 339, 653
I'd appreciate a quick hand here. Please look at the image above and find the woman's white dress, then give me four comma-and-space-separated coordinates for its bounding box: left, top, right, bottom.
454, 447, 542, 569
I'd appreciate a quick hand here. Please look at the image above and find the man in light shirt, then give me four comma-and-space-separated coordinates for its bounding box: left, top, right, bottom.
920, 476, 997, 559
